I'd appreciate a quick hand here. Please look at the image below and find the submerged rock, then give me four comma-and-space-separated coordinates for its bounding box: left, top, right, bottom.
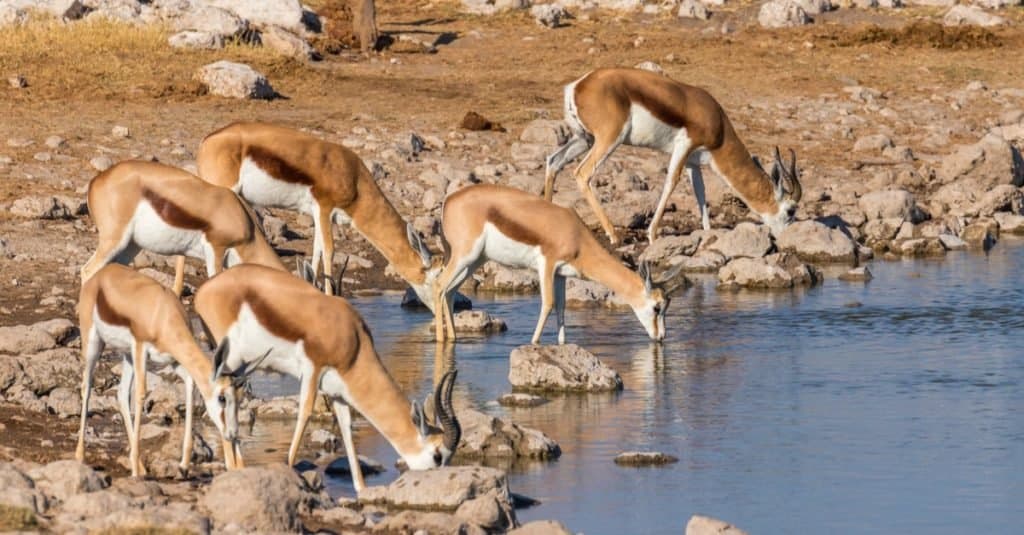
838, 266, 873, 282
456, 406, 561, 460
497, 393, 549, 407
508, 344, 623, 392
613, 452, 680, 466
453, 310, 508, 334
686, 514, 749, 535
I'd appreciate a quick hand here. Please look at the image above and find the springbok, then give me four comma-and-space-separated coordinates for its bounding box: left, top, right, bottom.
80, 161, 287, 295
434, 184, 685, 345
196, 121, 441, 306
76, 264, 264, 476
544, 67, 803, 244
194, 264, 460, 494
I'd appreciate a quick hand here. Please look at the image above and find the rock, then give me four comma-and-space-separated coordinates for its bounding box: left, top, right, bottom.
0, 463, 46, 514
195, 61, 276, 100
758, 0, 811, 28
324, 455, 385, 477
0, 5, 28, 26
43, 136, 66, 150
853, 134, 893, 152
460, 111, 505, 132
7, 74, 27, 88
456, 406, 561, 460
897, 238, 946, 257
75, 505, 209, 535
372, 510, 487, 535
152, 426, 214, 472
33, 152, 51, 162
613, 451, 679, 466
677, 0, 711, 19
460, 0, 530, 16
634, 61, 665, 74
993, 212, 1024, 234
530, 4, 570, 27
455, 492, 513, 531
509, 521, 574, 535
111, 125, 130, 138
858, 190, 924, 222
795, 0, 834, 12
44, 386, 80, 418
676, 250, 728, 272
686, 514, 749, 535
510, 142, 547, 163
57, 489, 133, 519
707, 222, 773, 259
638, 234, 702, 269
89, 155, 114, 172
717, 257, 792, 289
309, 428, 339, 452
312, 506, 366, 529
497, 393, 549, 407
959, 221, 997, 250
28, 460, 107, 503
508, 344, 623, 392
453, 310, 508, 334
260, 24, 315, 59
838, 266, 873, 282
204, 0, 306, 34
9, 196, 74, 219
938, 233, 967, 250
173, 5, 246, 36
477, 262, 539, 293
564, 278, 628, 308
939, 134, 1023, 187
520, 119, 571, 146
168, 30, 224, 49
971, 185, 1022, 216
401, 287, 472, 311
362, 466, 513, 517
775, 220, 856, 263
943, 5, 1006, 27
201, 466, 314, 532
0, 320, 68, 354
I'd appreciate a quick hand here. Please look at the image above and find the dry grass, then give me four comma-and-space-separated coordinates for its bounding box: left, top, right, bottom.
0, 505, 37, 531
0, 16, 311, 101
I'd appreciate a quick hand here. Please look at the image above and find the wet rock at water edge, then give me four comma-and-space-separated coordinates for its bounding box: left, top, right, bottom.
509, 520, 574, 535
508, 344, 623, 393
686, 514, 749, 535
497, 393, 549, 408
775, 220, 857, 264
456, 406, 561, 460
838, 266, 873, 282
613, 451, 679, 467
959, 221, 998, 250
453, 310, 508, 334
324, 455, 386, 477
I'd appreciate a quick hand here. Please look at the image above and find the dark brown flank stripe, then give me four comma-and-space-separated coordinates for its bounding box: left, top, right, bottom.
96, 289, 130, 327
624, 85, 687, 129
141, 188, 209, 231
486, 207, 543, 247
246, 146, 315, 185
243, 290, 306, 343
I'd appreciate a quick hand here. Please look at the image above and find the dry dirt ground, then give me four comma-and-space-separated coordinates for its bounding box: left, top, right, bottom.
0, 0, 1022, 450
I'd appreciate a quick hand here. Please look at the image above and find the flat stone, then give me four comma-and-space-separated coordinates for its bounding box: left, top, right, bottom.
613, 451, 679, 466
497, 393, 549, 408
508, 344, 622, 393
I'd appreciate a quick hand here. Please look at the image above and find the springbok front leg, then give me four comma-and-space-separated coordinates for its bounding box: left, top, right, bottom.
688, 164, 710, 231
175, 366, 195, 471
130, 341, 148, 477
75, 331, 104, 462
648, 138, 692, 244
553, 274, 567, 345
287, 367, 320, 467
530, 261, 557, 345
332, 400, 367, 493
316, 203, 336, 293
173, 256, 187, 296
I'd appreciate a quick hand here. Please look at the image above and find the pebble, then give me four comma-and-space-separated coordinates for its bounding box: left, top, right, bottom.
44, 136, 67, 150
90, 155, 114, 172
497, 393, 549, 408
8, 75, 27, 88
33, 152, 51, 162
7, 137, 33, 148
111, 125, 131, 138
613, 452, 679, 466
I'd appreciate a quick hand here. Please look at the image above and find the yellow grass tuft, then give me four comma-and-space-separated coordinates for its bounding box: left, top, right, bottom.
0, 505, 37, 531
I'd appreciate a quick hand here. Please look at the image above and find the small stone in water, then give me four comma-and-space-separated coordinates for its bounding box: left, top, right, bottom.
838, 266, 873, 282
497, 393, 549, 408
325, 455, 386, 477
614, 451, 679, 466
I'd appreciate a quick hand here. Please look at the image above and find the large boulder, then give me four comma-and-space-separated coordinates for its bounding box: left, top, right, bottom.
775, 220, 856, 263
943, 5, 1006, 27
758, 0, 811, 28
203, 0, 305, 34
858, 190, 925, 222
0, 320, 71, 354
509, 344, 623, 392
201, 465, 315, 532
970, 184, 1023, 216
717, 253, 821, 289
938, 134, 1023, 187
195, 61, 276, 100
638, 234, 702, 270
706, 222, 773, 259
0, 463, 46, 514
456, 407, 561, 460
27, 461, 107, 504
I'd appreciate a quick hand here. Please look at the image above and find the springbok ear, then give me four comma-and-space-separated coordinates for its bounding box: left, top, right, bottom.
770, 162, 785, 202
657, 263, 686, 292
638, 261, 653, 292
787, 148, 802, 202
752, 155, 765, 173
211, 337, 230, 382
229, 348, 272, 387
406, 223, 433, 268
299, 259, 316, 285
411, 401, 428, 437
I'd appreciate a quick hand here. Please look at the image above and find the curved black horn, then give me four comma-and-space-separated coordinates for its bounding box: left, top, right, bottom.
788, 148, 802, 202
435, 370, 461, 455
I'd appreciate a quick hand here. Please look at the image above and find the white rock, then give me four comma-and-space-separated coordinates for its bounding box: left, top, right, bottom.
203, 0, 305, 34
89, 155, 114, 171
519, 119, 570, 146
453, 310, 508, 334
260, 24, 314, 59
858, 189, 924, 222
943, 5, 1006, 27
686, 515, 749, 535
195, 61, 276, 100
634, 60, 665, 74
508, 344, 622, 392
169, 30, 225, 49
706, 222, 773, 259
173, 5, 246, 36
758, 0, 811, 28
853, 134, 893, 152
111, 125, 130, 138
460, 0, 531, 16
201, 466, 312, 532
677, 0, 711, 19
530, 4, 570, 27
0, 5, 28, 26
775, 220, 856, 263
794, 0, 832, 13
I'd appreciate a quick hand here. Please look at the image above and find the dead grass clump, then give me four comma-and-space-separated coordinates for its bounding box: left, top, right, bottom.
0, 505, 37, 531
838, 21, 1002, 50
305, 0, 359, 53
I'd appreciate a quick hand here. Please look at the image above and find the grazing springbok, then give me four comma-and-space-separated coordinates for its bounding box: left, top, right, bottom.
80, 161, 287, 295
194, 264, 461, 494
196, 121, 441, 307
434, 184, 686, 345
76, 264, 265, 476
544, 67, 803, 244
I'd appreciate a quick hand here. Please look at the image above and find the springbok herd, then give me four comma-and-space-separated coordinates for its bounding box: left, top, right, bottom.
72, 67, 803, 490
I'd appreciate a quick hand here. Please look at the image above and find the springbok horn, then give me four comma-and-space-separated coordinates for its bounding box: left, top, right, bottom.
228, 348, 273, 386
435, 370, 460, 455
788, 148, 802, 202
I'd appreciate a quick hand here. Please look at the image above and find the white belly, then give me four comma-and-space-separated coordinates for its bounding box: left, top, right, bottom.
481, 222, 543, 271
626, 103, 681, 153
224, 303, 308, 379
238, 158, 315, 214
132, 201, 207, 258
93, 310, 134, 352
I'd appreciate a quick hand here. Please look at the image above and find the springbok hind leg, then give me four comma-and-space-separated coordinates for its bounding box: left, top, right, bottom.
75, 333, 104, 462
573, 136, 625, 245
530, 261, 557, 345
544, 136, 591, 201
648, 139, 691, 244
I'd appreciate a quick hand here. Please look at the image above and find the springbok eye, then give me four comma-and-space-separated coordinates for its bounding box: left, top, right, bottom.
217, 394, 227, 405
787, 207, 797, 217
433, 451, 443, 465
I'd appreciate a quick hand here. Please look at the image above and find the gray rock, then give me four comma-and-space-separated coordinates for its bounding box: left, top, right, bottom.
111, 125, 130, 138
361, 466, 513, 514
676, 249, 728, 272
938, 233, 967, 250
960, 221, 997, 250
638, 234, 702, 269
838, 266, 873, 282
204, 0, 306, 34
775, 220, 856, 263
858, 189, 924, 222
530, 4, 570, 27
260, 24, 315, 59
520, 119, 571, 146
9, 196, 75, 219
0, 5, 28, 26
0, 320, 69, 355
168, 30, 225, 49
44, 135, 66, 150
795, 0, 834, 13
195, 61, 276, 100
312, 506, 366, 529
971, 185, 1022, 216
564, 278, 629, 308
76, 504, 210, 534
460, 0, 530, 16
456, 492, 513, 531
508, 344, 623, 392
372, 510, 487, 535
677, 0, 711, 19
707, 222, 773, 259
201, 465, 314, 532
44, 386, 80, 418
456, 406, 561, 460
173, 4, 246, 36
686, 514, 749, 535
477, 262, 539, 293
89, 155, 114, 172
939, 134, 1023, 187
28, 460, 107, 503
993, 212, 1024, 234
309, 428, 339, 452
0, 463, 46, 513
717, 257, 793, 289
634, 61, 665, 74
453, 310, 508, 334
897, 238, 946, 257
497, 393, 549, 407
758, 0, 811, 28
509, 521, 574, 535
613, 451, 679, 466
853, 134, 893, 152
944, 5, 1006, 27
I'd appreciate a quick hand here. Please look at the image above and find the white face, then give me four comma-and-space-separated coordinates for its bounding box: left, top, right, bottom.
763, 200, 797, 237
205, 381, 241, 442
402, 435, 451, 470
413, 272, 438, 313
633, 294, 668, 342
